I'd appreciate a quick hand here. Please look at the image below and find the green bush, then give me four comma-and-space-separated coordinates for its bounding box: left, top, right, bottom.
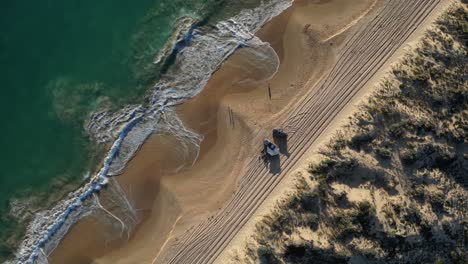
298, 191, 319, 212
449, 247, 468, 264
350, 130, 376, 149
301, 212, 319, 229
356, 201, 376, 233
309, 159, 335, 175
376, 146, 393, 159
257, 245, 279, 264
429, 192, 445, 211
401, 147, 419, 164
404, 204, 422, 225
389, 121, 408, 137
333, 210, 360, 239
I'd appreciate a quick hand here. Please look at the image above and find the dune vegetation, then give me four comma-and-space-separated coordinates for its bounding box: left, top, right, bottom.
236, 3, 467, 264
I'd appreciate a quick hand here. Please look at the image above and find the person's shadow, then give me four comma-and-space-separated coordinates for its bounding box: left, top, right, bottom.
260, 152, 269, 169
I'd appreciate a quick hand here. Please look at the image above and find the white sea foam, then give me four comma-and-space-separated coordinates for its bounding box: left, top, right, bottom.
152, 16, 197, 65
15, 0, 292, 263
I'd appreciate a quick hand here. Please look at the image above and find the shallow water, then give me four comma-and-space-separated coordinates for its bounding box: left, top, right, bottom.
0, 0, 225, 259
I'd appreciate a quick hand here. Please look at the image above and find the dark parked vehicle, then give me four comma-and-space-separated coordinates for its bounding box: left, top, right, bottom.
273, 129, 288, 139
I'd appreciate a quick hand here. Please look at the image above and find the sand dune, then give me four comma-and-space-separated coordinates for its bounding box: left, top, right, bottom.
48, 0, 445, 263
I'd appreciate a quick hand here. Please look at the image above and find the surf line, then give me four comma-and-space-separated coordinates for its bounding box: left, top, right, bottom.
20, 113, 143, 263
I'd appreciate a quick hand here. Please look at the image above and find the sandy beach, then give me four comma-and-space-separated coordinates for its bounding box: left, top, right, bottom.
47, 0, 447, 263
216, 0, 457, 262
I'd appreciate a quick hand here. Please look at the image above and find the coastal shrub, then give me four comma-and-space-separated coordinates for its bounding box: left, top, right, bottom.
317, 176, 330, 201
393, 204, 403, 217
335, 191, 350, 208
283, 243, 351, 264
331, 202, 377, 239
284, 243, 307, 259
356, 201, 376, 233
331, 157, 358, 178
283, 194, 301, 211
441, 220, 457, 239
404, 142, 458, 169
273, 210, 295, 235
332, 138, 348, 151
300, 212, 319, 229
413, 118, 434, 136
330, 132, 349, 152
311, 156, 359, 183
257, 245, 280, 264
381, 204, 395, 220
350, 130, 376, 149
449, 247, 468, 264
433, 145, 457, 168
428, 192, 446, 212
410, 184, 426, 201
256, 219, 282, 244
403, 204, 422, 225
309, 159, 335, 175
376, 145, 393, 159
333, 209, 360, 239
256, 207, 295, 244
400, 145, 419, 164
389, 120, 409, 138
298, 191, 319, 212
420, 220, 433, 240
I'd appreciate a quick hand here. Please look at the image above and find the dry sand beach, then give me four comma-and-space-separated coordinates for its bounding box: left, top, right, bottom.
217, 0, 458, 262
48, 0, 447, 263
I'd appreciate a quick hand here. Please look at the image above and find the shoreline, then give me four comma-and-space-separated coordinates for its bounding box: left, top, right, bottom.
48, 0, 380, 263
3, 8, 198, 263
12, 1, 293, 263
13, 0, 444, 262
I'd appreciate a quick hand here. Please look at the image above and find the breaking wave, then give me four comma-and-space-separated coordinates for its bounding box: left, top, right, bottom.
14, 0, 292, 263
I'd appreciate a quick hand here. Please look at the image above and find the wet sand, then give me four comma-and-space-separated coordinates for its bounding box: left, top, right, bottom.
49, 0, 377, 263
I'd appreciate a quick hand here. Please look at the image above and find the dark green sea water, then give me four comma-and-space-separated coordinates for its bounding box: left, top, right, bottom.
0, 0, 226, 259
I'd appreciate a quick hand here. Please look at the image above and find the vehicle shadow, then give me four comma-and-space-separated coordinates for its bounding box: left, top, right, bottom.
260, 154, 269, 169
273, 137, 290, 157
269, 155, 281, 175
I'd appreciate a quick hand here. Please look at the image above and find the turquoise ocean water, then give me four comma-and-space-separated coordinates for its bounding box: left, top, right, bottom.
0, 0, 229, 259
